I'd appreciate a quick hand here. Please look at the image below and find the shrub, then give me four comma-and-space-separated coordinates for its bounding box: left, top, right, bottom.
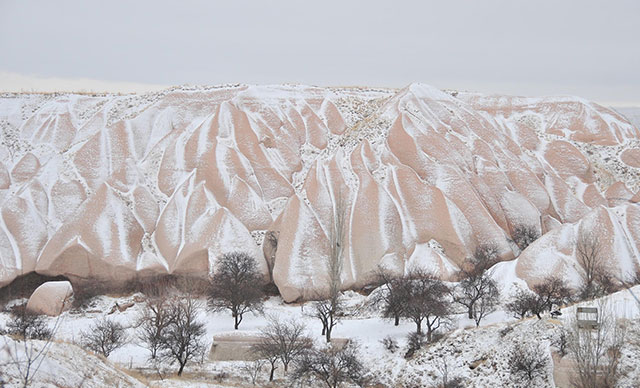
513, 224, 540, 251
291, 342, 368, 388
380, 336, 398, 353
6, 308, 52, 340
405, 332, 426, 359
508, 342, 549, 386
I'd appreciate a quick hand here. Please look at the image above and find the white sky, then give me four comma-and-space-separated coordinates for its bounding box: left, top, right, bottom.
0, 0, 638, 104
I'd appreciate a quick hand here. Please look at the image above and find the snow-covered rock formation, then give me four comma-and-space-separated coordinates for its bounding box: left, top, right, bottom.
0, 84, 639, 301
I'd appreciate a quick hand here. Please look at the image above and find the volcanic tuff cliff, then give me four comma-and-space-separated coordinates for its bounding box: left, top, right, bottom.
0, 84, 639, 301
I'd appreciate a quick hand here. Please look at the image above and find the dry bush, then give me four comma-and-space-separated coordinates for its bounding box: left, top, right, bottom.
553, 327, 569, 357
380, 336, 398, 354
291, 342, 368, 388
5, 307, 52, 340
71, 282, 107, 309
405, 332, 427, 359
508, 342, 549, 387
513, 224, 540, 251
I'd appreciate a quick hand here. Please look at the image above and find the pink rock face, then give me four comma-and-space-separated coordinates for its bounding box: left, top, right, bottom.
544, 140, 592, 182
0, 84, 639, 299
26, 281, 73, 316
0, 163, 10, 189
51, 179, 87, 223
36, 184, 144, 283
11, 153, 40, 183
605, 182, 634, 206
620, 148, 640, 168
132, 186, 159, 233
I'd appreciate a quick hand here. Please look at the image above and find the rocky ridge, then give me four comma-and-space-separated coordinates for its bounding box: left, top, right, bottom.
0, 84, 639, 301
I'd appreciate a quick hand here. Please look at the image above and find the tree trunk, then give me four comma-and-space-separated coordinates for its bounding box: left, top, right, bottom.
394, 314, 400, 326
416, 321, 422, 334
234, 314, 239, 330
177, 361, 186, 376
325, 327, 331, 342
269, 364, 275, 381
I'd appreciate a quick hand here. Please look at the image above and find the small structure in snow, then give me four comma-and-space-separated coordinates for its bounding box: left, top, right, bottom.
576, 306, 598, 329
209, 333, 263, 361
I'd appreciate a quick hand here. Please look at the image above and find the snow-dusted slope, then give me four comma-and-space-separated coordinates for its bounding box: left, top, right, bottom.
0, 335, 145, 387
0, 85, 639, 301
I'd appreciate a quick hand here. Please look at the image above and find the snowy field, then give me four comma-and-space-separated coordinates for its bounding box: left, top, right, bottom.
1, 282, 639, 387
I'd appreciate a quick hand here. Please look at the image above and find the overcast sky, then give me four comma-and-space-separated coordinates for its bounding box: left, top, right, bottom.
1, 0, 638, 104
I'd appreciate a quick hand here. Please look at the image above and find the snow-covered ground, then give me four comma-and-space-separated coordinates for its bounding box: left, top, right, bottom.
1, 283, 639, 387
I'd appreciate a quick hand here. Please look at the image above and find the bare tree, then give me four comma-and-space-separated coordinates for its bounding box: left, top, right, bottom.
452, 244, 500, 320
291, 342, 368, 388
471, 288, 499, 327
136, 297, 172, 360
241, 359, 266, 386
436, 357, 465, 388
576, 230, 615, 299
530, 277, 573, 318
400, 269, 452, 341
81, 317, 127, 358
508, 342, 549, 387
250, 315, 312, 381
313, 193, 346, 343
264, 231, 279, 283
568, 305, 625, 388
272, 317, 312, 373
513, 224, 540, 251
506, 277, 573, 320
371, 266, 406, 326
251, 337, 280, 382
208, 251, 264, 330
505, 288, 537, 319
157, 296, 206, 376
